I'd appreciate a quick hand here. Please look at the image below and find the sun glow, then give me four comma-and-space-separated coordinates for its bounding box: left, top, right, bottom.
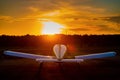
42, 21, 63, 35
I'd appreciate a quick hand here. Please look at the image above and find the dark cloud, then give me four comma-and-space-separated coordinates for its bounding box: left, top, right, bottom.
100, 15, 120, 23
97, 25, 120, 32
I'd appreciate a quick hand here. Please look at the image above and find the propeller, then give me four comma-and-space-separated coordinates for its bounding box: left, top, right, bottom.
53, 44, 67, 60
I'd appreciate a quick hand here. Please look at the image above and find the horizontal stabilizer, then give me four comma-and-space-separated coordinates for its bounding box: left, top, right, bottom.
75, 52, 116, 59
4, 51, 54, 59
36, 59, 84, 62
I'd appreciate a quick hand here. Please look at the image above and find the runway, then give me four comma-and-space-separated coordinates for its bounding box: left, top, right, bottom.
0, 59, 120, 80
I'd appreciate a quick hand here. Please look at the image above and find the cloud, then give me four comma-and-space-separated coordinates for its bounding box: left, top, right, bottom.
0, 0, 119, 35
28, 6, 39, 12
0, 16, 14, 23
97, 24, 120, 32
90, 15, 120, 33
0, 0, 107, 21
22, 0, 106, 18
102, 15, 120, 23
68, 28, 90, 32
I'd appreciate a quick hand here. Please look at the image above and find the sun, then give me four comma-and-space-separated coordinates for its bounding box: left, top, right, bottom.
42, 21, 63, 35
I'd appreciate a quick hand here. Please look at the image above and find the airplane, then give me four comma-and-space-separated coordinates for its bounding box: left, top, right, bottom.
4, 44, 116, 63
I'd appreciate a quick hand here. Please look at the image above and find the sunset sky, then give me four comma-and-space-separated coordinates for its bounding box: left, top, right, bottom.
0, 0, 120, 35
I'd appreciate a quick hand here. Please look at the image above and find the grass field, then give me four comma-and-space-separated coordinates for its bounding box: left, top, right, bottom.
0, 46, 120, 80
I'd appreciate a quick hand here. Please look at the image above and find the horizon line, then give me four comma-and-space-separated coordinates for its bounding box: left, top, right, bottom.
0, 33, 120, 36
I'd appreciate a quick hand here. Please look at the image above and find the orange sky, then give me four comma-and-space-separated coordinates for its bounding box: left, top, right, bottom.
0, 0, 120, 35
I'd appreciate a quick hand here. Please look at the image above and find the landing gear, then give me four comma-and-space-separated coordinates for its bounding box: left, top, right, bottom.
36, 62, 44, 80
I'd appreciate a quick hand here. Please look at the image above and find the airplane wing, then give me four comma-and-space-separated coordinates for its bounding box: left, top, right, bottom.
75, 51, 116, 59
36, 58, 84, 62
4, 51, 116, 63
4, 50, 84, 62
4, 50, 55, 59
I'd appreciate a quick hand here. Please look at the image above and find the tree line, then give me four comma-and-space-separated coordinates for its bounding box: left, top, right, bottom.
0, 34, 120, 48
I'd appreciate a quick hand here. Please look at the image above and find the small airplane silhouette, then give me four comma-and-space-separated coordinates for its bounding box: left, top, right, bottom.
4, 44, 116, 63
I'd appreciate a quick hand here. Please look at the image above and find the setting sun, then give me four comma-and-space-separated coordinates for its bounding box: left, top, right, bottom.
42, 21, 63, 35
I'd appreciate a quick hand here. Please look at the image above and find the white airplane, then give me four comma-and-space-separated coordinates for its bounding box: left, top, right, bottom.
4, 44, 116, 63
